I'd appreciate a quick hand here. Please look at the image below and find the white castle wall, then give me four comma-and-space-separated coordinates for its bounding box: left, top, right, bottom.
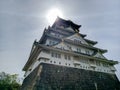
24, 50, 116, 77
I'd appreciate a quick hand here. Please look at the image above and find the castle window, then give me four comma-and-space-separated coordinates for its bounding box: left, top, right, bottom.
89, 59, 94, 64
64, 54, 71, 60
55, 53, 57, 58
96, 61, 100, 66
74, 39, 81, 44
80, 59, 88, 63
49, 40, 56, 45
68, 56, 71, 60
49, 41, 52, 45
51, 52, 61, 58
51, 52, 54, 57
77, 48, 81, 53
59, 62, 61, 64
102, 63, 109, 67
64, 55, 67, 59
67, 45, 72, 50
58, 54, 61, 58
85, 50, 90, 55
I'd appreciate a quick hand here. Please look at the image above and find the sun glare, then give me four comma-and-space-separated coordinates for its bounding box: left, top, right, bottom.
46, 8, 63, 25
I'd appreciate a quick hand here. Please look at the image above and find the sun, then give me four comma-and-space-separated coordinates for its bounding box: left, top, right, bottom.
46, 8, 64, 25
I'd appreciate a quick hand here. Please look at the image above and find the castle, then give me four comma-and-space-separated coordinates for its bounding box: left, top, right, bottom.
21, 17, 120, 90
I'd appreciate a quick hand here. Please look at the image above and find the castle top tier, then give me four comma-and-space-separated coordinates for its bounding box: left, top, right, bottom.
52, 17, 81, 32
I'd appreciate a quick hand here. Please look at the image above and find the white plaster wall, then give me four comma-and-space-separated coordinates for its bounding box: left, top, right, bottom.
66, 33, 88, 45
38, 51, 50, 58
45, 39, 59, 46
25, 49, 115, 77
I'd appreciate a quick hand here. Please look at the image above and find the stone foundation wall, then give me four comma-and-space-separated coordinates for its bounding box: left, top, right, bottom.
22, 63, 120, 90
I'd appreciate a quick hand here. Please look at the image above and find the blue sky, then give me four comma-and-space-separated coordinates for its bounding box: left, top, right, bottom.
0, 0, 120, 80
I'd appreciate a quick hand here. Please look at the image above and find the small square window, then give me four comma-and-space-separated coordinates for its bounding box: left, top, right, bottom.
55, 53, 57, 58
58, 54, 61, 58
64, 55, 67, 59
68, 56, 71, 60
51, 52, 54, 57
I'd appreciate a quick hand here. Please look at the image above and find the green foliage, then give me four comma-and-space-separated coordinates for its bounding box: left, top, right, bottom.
0, 72, 21, 90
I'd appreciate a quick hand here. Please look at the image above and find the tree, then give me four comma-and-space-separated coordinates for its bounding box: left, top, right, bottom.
0, 72, 21, 90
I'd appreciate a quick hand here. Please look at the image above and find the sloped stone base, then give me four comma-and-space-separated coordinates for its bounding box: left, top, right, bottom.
21, 63, 120, 90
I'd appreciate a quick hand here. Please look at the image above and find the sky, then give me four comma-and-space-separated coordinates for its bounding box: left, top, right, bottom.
0, 0, 120, 80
